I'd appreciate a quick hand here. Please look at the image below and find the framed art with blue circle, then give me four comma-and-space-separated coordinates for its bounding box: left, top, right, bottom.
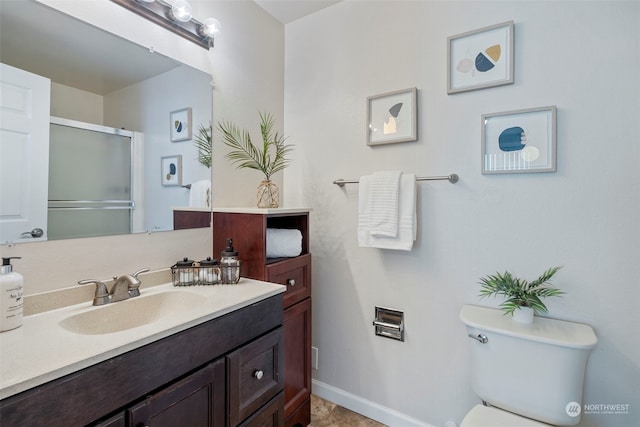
170, 107, 192, 142
161, 155, 183, 186
481, 106, 557, 174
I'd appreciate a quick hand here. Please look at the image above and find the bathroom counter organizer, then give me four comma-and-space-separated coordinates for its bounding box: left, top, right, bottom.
171, 261, 241, 286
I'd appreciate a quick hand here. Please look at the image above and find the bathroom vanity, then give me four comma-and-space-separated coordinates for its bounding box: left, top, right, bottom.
0, 278, 285, 426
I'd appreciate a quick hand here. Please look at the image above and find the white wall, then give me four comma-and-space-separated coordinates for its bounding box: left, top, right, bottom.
204, 0, 286, 206
51, 82, 104, 124
104, 65, 213, 231
284, 1, 639, 426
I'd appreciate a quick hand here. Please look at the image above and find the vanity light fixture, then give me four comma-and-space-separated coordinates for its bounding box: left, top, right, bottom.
168, 0, 192, 22
111, 0, 221, 49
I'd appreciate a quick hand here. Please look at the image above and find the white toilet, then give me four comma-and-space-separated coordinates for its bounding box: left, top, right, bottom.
459, 305, 597, 426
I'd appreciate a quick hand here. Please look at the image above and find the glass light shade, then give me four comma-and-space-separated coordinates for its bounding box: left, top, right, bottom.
200, 17, 222, 37
171, 0, 192, 22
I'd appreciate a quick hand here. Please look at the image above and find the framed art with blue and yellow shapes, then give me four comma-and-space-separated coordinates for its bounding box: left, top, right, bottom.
481, 106, 557, 174
170, 107, 192, 142
161, 155, 183, 186
448, 21, 514, 94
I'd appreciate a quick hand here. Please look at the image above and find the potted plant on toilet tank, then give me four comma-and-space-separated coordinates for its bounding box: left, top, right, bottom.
217, 112, 293, 208
478, 266, 565, 323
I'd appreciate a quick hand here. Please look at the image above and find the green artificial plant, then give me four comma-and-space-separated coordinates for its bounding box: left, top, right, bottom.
216, 112, 293, 181
478, 266, 565, 315
193, 124, 212, 169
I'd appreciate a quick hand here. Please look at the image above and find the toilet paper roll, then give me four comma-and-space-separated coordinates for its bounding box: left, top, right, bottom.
266, 228, 302, 258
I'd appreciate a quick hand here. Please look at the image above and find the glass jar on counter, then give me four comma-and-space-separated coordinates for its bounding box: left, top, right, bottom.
198, 257, 220, 285
172, 257, 196, 286
220, 238, 241, 284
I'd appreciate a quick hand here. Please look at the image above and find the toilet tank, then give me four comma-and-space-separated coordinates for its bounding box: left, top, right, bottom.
460, 305, 597, 426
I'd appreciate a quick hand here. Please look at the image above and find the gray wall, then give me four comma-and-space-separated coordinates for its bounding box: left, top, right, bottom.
284, 1, 639, 426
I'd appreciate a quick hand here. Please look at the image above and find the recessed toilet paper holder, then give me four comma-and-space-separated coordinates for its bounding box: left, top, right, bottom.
373, 306, 404, 341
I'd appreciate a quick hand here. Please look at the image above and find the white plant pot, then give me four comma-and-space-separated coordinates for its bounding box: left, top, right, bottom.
512, 307, 534, 324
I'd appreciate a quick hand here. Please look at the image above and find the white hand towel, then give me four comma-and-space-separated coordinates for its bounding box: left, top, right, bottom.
266, 228, 303, 258
189, 180, 211, 208
358, 173, 416, 251
367, 171, 402, 237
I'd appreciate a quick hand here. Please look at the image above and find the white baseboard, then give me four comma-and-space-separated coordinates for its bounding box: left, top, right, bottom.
312, 379, 437, 427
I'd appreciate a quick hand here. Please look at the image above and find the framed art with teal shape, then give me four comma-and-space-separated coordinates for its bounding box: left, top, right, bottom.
448, 21, 514, 94
481, 106, 557, 174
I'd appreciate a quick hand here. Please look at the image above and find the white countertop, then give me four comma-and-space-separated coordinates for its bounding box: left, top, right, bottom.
212, 207, 311, 215
0, 279, 284, 400
172, 206, 211, 212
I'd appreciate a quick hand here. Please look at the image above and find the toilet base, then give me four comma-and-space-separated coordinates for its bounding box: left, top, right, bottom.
460, 404, 553, 427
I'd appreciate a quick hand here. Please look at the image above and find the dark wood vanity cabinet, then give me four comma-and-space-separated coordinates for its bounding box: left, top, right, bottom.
128, 359, 226, 427
0, 295, 284, 427
173, 209, 211, 230
213, 210, 312, 427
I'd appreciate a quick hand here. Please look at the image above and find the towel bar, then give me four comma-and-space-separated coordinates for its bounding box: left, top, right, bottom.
333, 173, 458, 187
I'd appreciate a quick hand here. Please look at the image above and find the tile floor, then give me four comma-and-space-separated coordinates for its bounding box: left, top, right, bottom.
309, 395, 387, 427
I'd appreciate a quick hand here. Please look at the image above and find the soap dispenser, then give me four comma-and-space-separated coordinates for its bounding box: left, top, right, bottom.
220, 238, 241, 284
1, 257, 24, 332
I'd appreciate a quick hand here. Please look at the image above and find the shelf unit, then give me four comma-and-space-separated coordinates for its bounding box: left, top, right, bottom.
212, 208, 312, 427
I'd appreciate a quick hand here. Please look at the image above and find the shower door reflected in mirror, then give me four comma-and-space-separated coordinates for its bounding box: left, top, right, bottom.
48, 119, 138, 240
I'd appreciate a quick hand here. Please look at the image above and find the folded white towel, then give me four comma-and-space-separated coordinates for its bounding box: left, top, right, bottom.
267, 228, 303, 258
189, 180, 211, 208
358, 173, 416, 251
367, 171, 402, 237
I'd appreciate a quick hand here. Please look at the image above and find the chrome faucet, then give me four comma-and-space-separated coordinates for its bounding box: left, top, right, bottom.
79, 268, 150, 306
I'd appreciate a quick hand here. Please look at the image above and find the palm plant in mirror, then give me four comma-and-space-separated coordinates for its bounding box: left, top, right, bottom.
217, 112, 293, 208
193, 124, 212, 169
478, 266, 565, 323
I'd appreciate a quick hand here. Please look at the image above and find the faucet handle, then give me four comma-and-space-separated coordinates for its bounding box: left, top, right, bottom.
78, 279, 110, 306
132, 268, 150, 278
128, 268, 150, 297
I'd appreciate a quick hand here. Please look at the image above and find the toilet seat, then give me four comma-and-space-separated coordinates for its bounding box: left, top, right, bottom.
460, 405, 553, 427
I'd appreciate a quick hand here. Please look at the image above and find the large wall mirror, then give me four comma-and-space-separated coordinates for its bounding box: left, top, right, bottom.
0, 0, 213, 243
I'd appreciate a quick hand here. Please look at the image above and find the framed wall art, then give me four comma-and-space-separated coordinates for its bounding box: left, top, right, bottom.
481, 106, 557, 174
161, 155, 183, 186
170, 107, 192, 142
367, 87, 417, 146
448, 21, 514, 94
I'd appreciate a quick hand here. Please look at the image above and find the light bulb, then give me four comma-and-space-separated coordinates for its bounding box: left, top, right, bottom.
200, 18, 222, 37
170, 0, 192, 22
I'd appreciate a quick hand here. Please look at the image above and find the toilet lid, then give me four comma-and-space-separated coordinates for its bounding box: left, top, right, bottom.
460, 405, 552, 427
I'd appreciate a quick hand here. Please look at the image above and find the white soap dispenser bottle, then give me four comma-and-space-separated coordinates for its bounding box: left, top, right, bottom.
1, 257, 24, 332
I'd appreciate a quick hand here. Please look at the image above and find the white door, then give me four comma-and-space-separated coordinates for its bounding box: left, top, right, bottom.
0, 63, 51, 243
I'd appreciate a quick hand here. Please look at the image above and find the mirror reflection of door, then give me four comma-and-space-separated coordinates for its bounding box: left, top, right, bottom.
0, 63, 50, 243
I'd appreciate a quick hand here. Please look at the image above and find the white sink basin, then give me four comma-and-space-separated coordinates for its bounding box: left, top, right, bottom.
59, 291, 206, 335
